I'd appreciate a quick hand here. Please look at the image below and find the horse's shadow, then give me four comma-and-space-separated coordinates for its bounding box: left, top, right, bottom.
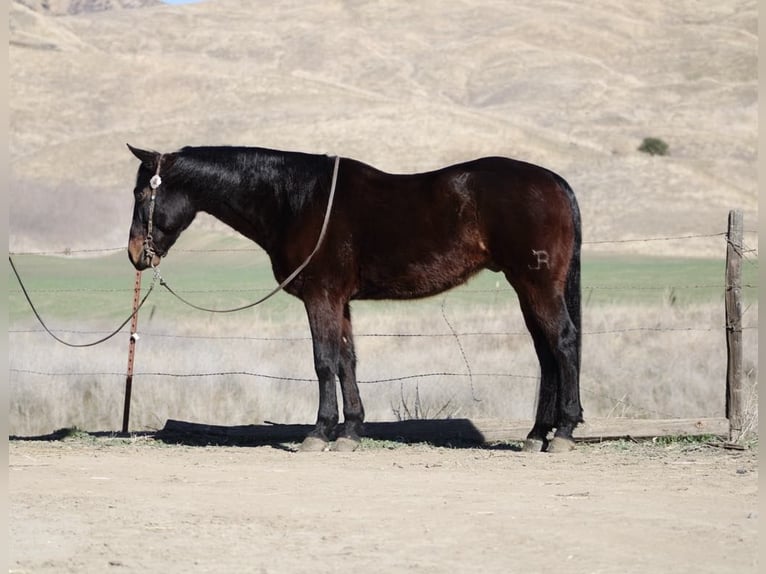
9, 419, 523, 451
152, 419, 523, 451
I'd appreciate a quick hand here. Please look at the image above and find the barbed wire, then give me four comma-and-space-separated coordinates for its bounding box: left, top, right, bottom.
7, 246, 262, 256
8, 282, 759, 297
740, 240, 760, 266
8, 229, 758, 257
7, 227, 757, 299
9, 368, 539, 384
8, 229, 758, 426
8, 324, 759, 341
6, 367, 692, 420
582, 232, 727, 244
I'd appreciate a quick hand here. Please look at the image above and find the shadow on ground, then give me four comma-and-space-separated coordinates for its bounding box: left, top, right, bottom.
9, 419, 523, 451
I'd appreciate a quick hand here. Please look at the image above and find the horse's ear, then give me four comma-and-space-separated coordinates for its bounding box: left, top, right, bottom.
127, 144, 159, 167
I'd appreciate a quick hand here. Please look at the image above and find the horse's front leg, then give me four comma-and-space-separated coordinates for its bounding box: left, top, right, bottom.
300, 298, 343, 452
333, 303, 365, 452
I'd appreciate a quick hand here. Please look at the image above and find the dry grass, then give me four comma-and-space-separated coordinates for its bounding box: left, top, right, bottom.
9, 297, 758, 440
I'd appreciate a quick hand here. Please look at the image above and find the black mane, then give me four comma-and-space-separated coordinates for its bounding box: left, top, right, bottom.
170, 146, 333, 217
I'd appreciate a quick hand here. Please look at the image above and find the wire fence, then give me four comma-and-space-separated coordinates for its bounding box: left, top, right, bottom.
8, 230, 761, 256
8, 228, 760, 432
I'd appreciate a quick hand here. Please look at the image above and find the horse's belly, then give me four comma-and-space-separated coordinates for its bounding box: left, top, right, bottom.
355, 248, 487, 300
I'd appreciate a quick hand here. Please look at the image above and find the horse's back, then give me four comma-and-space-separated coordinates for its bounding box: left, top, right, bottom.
332, 156, 577, 300
342, 155, 577, 248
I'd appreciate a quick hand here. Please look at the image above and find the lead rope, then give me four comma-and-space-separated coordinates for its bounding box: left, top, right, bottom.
8, 156, 165, 347
154, 155, 341, 313
9, 156, 340, 344
8, 255, 159, 348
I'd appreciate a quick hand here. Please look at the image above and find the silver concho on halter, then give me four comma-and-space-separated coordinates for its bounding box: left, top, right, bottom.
150, 174, 162, 190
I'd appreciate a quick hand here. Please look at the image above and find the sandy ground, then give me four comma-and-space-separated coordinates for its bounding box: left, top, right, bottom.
8, 436, 758, 574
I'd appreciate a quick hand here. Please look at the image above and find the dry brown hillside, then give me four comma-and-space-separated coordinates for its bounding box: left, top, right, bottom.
9, 0, 757, 255
14, 0, 161, 16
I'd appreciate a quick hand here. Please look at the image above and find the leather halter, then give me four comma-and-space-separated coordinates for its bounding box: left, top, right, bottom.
143, 155, 163, 266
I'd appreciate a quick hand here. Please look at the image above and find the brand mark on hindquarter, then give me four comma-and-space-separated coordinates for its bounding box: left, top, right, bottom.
529, 249, 550, 270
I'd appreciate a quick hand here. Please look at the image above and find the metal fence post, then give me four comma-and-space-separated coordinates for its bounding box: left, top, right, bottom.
122, 270, 143, 433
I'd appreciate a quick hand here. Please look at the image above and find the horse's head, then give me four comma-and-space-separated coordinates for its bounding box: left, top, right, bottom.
126, 144, 196, 270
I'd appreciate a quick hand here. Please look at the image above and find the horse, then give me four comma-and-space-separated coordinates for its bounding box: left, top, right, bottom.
126, 144, 582, 453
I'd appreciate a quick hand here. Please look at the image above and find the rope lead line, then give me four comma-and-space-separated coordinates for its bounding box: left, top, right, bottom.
155, 154, 341, 313
8, 155, 340, 342
8, 256, 157, 348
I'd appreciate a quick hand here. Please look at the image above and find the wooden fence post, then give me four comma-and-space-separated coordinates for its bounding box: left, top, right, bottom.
724, 209, 744, 443
122, 270, 143, 433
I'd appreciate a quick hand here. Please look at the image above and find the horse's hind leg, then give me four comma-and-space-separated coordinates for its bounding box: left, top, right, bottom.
333, 303, 365, 452
517, 288, 582, 453
521, 321, 558, 452
547, 306, 581, 453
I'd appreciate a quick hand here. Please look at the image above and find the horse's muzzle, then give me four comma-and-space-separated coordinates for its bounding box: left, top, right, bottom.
128, 236, 161, 270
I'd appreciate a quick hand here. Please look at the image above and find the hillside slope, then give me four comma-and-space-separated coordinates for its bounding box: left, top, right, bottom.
9, 0, 757, 256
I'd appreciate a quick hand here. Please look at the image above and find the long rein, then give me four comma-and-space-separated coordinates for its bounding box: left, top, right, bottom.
8, 255, 160, 348
10, 155, 341, 346
153, 154, 341, 313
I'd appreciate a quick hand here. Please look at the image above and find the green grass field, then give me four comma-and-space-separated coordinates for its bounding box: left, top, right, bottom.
9, 234, 758, 325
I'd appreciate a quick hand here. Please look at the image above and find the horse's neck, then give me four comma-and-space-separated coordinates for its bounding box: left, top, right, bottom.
187, 154, 309, 254
197, 185, 279, 253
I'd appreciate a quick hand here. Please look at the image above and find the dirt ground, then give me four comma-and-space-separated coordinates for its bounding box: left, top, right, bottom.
8, 435, 758, 574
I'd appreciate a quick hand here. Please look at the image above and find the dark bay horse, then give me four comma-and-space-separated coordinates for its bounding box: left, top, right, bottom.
126, 144, 582, 453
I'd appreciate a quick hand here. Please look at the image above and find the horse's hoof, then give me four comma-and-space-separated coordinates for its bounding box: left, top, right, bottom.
547, 437, 576, 453
331, 437, 361, 452
299, 436, 330, 452
522, 438, 545, 453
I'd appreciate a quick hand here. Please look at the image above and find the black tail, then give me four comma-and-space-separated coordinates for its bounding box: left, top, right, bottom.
566, 227, 581, 373
560, 176, 582, 373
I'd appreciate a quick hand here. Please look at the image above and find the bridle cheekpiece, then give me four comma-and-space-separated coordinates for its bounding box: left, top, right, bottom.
143, 155, 163, 268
